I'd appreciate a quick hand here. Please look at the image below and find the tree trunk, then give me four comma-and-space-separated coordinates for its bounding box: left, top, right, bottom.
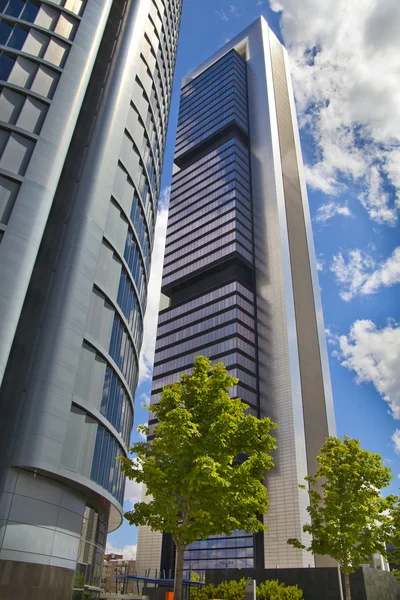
344, 572, 351, 600
174, 544, 185, 600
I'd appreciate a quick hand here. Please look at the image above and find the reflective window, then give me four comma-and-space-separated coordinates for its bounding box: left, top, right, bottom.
0, 52, 15, 80
7, 24, 28, 49
100, 367, 133, 446
73, 504, 107, 594
20, 0, 39, 21
3, 0, 24, 17
90, 424, 125, 504
117, 269, 143, 349
109, 313, 138, 394
124, 229, 146, 308
0, 20, 13, 45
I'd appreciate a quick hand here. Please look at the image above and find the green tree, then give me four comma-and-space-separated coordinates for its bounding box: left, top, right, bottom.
287, 436, 394, 600
120, 356, 277, 600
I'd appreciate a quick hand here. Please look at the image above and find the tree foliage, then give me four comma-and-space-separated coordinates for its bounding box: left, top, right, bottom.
287, 436, 395, 600
120, 356, 277, 600
191, 578, 303, 600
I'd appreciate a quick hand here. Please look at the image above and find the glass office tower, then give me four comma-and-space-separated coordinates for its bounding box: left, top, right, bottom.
136, 17, 336, 574
0, 0, 182, 598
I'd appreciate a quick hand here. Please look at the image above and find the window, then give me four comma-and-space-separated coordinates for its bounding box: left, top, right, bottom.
7, 24, 28, 49
20, 0, 39, 22
90, 425, 125, 504
3, 0, 24, 17
100, 367, 133, 445
0, 21, 13, 45
0, 52, 29, 83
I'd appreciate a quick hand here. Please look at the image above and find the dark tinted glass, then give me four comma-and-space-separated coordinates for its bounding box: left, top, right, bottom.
0, 0, 8, 12
0, 51, 14, 80
7, 24, 27, 49
4, 0, 24, 17
0, 19, 12, 44
20, 0, 38, 21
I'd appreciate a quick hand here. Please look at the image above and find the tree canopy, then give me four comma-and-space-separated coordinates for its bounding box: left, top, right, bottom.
120, 356, 277, 600
288, 436, 395, 600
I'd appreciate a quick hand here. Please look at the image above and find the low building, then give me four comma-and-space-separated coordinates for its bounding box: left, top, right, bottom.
102, 555, 136, 594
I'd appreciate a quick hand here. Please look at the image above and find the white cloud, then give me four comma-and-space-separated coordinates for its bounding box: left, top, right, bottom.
137, 424, 147, 440
124, 478, 143, 509
229, 5, 243, 17
273, 0, 400, 225
315, 201, 352, 224
216, 9, 229, 21
140, 392, 150, 405
325, 328, 338, 346
106, 541, 137, 560
392, 430, 400, 455
138, 187, 170, 384
338, 319, 400, 419
330, 246, 400, 301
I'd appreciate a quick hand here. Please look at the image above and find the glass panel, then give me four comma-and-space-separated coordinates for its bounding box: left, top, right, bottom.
0, 21, 12, 45
5, 0, 24, 17
20, 0, 39, 21
7, 25, 28, 50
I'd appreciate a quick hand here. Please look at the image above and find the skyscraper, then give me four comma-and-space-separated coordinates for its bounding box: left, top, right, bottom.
136, 17, 336, 574
0, 0, 182, 597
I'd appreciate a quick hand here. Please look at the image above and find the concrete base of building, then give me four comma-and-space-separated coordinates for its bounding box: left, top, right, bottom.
0, 560, 75, 600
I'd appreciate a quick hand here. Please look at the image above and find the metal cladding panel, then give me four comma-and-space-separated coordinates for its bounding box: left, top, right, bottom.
0, 0, 115, 385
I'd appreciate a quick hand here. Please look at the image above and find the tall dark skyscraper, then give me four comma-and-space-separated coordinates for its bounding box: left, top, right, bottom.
0, 0, 182, 597
136, 17, 336, 573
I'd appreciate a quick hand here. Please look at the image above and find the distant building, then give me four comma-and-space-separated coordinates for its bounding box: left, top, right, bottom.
102, 556, 136, 594
136, 15, 335, 574
0, 0, 182, 597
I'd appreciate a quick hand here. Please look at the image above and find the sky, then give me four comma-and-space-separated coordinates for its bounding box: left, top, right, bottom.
107, 0, 400, 558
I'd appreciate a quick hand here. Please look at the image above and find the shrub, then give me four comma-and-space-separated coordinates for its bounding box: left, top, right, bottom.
191, 578, 303, 600
257, 580, 303, 600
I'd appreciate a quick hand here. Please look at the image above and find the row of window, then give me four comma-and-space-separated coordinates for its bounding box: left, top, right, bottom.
175, 111, 248, 159
176, 86, 248, 143
167, 190, 251, 238
162, 242, 252, 288
171, 139, 249, 196
169, 153, 250, 209
157, 294, 255, 336
158, 281, 254, 324
176, 102, 248, 153
172, 136, 247, 186
154, 324, 256, 365
157, 308, 255, 350
183, 558, 253, 570
124, 230, 146, 309
109, 313, 138, 394
178, 69, 247, 126
177, 84, 248, 141
90, 424, 125, 505
151, 350, 258, 396
164, 220, 253, 270
165, 211, 252, 258
169, 170, 251, 226
180, 52, 245, 109
163, 228, 253, 276
168, 178, 251, 227
167, 201, 252, 251
100, 366, 133, 446
117, 269, 143, 349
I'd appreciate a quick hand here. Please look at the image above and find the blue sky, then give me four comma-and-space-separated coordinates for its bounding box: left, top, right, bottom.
107, 0, 400, 557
